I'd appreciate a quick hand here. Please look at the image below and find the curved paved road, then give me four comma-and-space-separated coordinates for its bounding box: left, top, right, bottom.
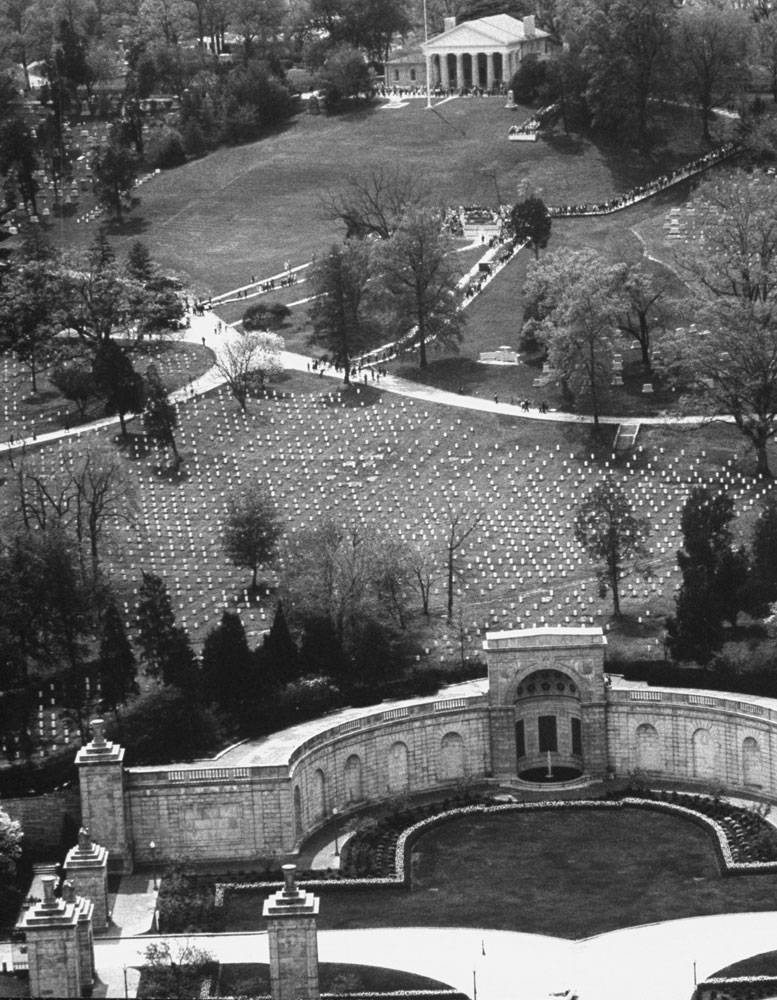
93, 913, 777, 999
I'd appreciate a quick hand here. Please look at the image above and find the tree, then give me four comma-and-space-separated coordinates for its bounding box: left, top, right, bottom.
201, 610, 253, 717
317, 44, 373, 106
142, 940, 214, 999
69, 440, 136, 570
379, 206, 465, 370
143, 364, 180, 461
0, 114, 38, 214
674, 4, 750, 142
666, 172, 777, 476
136, 571, 177, 677
213, 331, 284, 410
580, 0, 675, 148
666, 486, 749, 663
50, 349, 97, 416
0, 808, 22, 919
91, 137, 140, 222
573, 477, 650, 617
750, 492, 777, 609
510, 195, 551, 259
308, 241, 381, 384
524, 247, 625, 430
616, 259, 668, 370
221, 486, 283, 589
441, 502, 481, 622
98, 602, 138, 724
320, 164, 429, 240
0, 236, 60, 393
261, 600, 299, 686
92, 340, 146, 435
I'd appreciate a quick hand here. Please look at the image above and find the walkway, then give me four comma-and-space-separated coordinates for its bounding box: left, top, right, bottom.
90, 913, 777, 999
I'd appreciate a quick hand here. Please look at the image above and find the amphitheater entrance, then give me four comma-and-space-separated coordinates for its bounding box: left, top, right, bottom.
514, 669, 583, 781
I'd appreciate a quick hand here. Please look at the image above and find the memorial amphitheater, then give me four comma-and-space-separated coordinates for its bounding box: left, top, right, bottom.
75, 626, 777, 872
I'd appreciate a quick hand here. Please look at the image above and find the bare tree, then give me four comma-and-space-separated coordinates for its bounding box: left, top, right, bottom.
319, 164, 431, 240
213, 331, 284, 411
70, 441, 137, 569
442, 501, 481, 622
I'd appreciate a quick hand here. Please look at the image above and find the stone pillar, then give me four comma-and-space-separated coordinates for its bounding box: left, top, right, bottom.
75, 718, 132, 873
17, 875, 82, 998
456, 52, 464, 89
65, 828, 109, 930
486, 52, 495, 90
62, 880, 95, 993
263, 865, 320, 1000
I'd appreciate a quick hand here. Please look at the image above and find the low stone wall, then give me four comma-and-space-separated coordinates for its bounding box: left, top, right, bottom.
2, 788, 81, 856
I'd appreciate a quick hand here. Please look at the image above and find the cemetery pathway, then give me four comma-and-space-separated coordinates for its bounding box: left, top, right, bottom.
0, 308, 718, 459
91, 911, 777, 999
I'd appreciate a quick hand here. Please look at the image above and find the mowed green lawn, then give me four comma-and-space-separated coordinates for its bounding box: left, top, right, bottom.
224, 809, 777, 940
49, 98, 724, 296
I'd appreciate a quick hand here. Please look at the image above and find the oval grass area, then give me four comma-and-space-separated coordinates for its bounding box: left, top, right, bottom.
225, 809, 777, 939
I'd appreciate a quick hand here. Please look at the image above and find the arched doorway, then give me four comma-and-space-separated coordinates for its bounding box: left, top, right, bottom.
514, 670, 583, 781
635, 723, 661, 772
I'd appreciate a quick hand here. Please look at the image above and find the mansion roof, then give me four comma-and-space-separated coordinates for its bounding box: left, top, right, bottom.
425, 13, 550, 51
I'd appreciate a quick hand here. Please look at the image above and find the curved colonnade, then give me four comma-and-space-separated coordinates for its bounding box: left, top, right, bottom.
69, 627, 777, 871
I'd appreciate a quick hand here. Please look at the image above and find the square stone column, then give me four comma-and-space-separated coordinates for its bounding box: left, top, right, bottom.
456, 53, 464, 88
75, 718, 131, 872
62, 880, 95, 992
17, 875, 82, 998
65, 828, 109, 930
263, 865, 320, 1000
440, 54, 449, 90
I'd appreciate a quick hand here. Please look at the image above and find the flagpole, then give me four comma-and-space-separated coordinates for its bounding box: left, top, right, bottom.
423, 0, 433, 108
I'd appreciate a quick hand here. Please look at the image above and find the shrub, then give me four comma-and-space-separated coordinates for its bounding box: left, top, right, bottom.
243, 301, 290, 331
157, 863, 224, 933
145, 126, 186, 169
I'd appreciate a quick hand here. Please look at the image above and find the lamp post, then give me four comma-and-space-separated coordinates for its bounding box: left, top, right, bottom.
333, 808, 340, 857
149, 841, 158, 890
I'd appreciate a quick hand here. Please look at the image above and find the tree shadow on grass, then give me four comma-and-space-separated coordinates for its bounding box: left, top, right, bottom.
319, 383, 383, 408
116, 432, 151, 461
103, 214, 151, 238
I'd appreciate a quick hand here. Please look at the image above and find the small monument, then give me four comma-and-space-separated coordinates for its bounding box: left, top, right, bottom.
505, 89, 516, 109
263, 864, 320, 1000
17, 875, 84, 998
65, 827, 110, 930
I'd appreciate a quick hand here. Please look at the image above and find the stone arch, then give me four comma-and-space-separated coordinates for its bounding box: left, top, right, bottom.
504, 663, 590, 708
743, 736, 763, 787
293, 785, 302, 838
440, 731, 465, 782
344, 754, 363, 802
635, 723, 661, 772
692, 728, 718, 779
313, 767, 327, 817
387, 741, 409, 792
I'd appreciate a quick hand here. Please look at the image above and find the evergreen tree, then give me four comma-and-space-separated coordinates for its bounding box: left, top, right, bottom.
202, 610, 253, 718
126, 241, 155, 284
749, 492, 777, 613
136, 571, 177, 677
262, 601, 299, 686
297, 617, 352, 687
666, 487, 749, 663
98, 602, 138, 723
